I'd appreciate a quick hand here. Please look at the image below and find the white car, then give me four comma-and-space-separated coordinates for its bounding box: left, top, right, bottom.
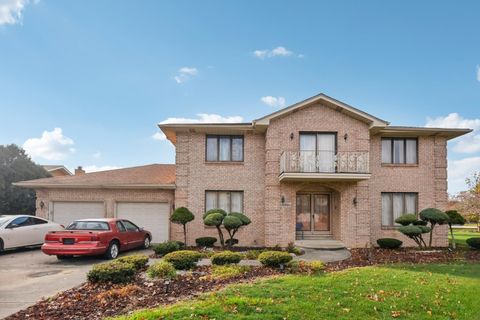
0, 215, 64, 252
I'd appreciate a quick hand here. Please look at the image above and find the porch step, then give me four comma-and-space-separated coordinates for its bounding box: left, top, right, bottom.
295, 239, 347, 250
296, 234, 334, 240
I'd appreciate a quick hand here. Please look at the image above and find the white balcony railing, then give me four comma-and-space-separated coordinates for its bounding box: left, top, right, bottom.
280, 151, 370, 174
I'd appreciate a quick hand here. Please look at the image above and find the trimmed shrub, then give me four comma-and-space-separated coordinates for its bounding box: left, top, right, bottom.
286, 260, 325, 275
466, 237, 480, 249
147, 261, 177, 279
87, 261, 136, 284
376, 238, 403, 249
174, 241, 185, 248
211, 250, 242, 265
211, 265, 251, 280
244, 249, 265, 260
308, 261, 325, 274
116, 255, 149, 270
152, 241, 180, 256
395, 214, 418, 226
225, 238, 239, 246
195, 237, 217, 247
420, 208, 449, 248
163, 250, 202, 270
170, 207, 195, 244
258, 251, 293, 268
412, 220, 428, 226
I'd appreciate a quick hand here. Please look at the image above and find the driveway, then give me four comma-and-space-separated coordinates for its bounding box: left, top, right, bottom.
0, 247, 153, 319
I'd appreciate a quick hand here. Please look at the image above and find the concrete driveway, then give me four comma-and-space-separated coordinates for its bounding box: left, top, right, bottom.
0, 247, 153, 319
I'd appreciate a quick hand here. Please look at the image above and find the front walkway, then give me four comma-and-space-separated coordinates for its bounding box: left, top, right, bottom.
297, 248, 351, 263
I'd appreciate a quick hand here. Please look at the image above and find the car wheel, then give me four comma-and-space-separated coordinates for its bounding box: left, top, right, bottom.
0, 238, 4, 252
143, 236, 151, 249
56, 255, 73, 260
105, 241, 119, 260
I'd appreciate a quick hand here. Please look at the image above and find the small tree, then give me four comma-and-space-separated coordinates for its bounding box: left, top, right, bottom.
445, 210, 466, 250
419, 208, 449, 248
170, 207, 194, 245
456, 172, 480, 232
395, 215, 430, 248
223, 212, 251, 247
203, 209, 227, 247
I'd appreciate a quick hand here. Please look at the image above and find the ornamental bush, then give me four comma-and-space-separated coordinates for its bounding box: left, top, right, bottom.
116, 255, 149, 270
170, 207, 195, 245
147, 261, 177, 279
87, 261, 136, 284
466, 237, 480, 249
376, 238, 403, 249
152, 241, 181, 256
446, 210, 467, 249
225, 238, 239, 246
163, 250, 202, 270
258, 251, 293, 268
211, 265, 251, 280
420, 208, 449, 248
286, 260, 325, 275
195, 237, 217, 247
211, 250, 242, 265
395, 214, 418, 226
244, 249, 265, 260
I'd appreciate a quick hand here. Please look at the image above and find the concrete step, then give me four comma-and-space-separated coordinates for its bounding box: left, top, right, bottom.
295, 239, 347, 250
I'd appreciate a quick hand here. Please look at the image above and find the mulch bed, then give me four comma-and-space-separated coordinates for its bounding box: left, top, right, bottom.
325, 247, 480, 272
5, 267, 280, 320
7, 248, 479, 320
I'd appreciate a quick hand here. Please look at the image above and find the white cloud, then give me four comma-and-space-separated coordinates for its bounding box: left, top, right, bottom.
0, 0, 29, 25
253, 46, 299, 59
23, 128, 75, 161
425, 113, 480, 153
92, 151, 101, 159
160, 113, 243, 124
477, 65, 480, 82
448, 157, 480, 194
83, 165, 122, 173
261, 96, 286, 108
174, 67, 198, 83
152, 131, 166, 141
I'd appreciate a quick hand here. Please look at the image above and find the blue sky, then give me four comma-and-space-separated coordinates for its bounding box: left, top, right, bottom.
0, 0, 479, 194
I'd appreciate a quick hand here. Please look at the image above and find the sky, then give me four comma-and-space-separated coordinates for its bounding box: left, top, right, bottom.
0, 0, 479, 195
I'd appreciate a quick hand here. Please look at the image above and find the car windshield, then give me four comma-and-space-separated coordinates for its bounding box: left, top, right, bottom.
0, 216, 11, 228
67, 221, 110, 231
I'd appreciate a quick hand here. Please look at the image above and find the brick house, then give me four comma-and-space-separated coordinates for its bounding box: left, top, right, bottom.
16, 93, 471, 248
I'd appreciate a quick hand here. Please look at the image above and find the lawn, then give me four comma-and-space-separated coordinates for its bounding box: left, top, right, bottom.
449, 228, 480, 247
113, 263, 480, 320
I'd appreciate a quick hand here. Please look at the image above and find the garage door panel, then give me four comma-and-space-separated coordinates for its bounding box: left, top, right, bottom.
52, 202, 105, 227
116, 202, 169, 243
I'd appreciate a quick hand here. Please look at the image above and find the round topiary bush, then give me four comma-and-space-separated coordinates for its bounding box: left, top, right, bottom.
466, 237, 480, 249
376, 238, 403, 249
395, 214, 418, 226
211, 250, 243, 265
412, 220, 428, 226
87, 261, 136, 284
163, 250, 203, 270
116, 255, 149, 270
152, 241, 181, 256
170, 207, 195, 244
258, 251, 293, 268
147, 261, 177, 279
420, 208, 449, 224
225, 238, 239, 246
195, 237, 217, 247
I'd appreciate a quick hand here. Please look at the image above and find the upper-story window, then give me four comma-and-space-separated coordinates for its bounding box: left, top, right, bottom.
206, 135, 244, 162
381, 138, 418, 164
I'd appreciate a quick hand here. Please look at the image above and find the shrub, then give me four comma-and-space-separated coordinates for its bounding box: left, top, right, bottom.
87, 261, 136, 284
398, 225, 429, 248
446, 210, 467, 249
412, 220, 428, 226
244, 249, 264, 260
202, 209, 251, 247
420, 208, 449, 248
308, 261, 325, 274
225, 238, 239, 246
170, 207, 195, 245
152, 241, 180, 256
376, 238, 403, 249
258, 251, 293, 268
174, 241, 185, 248
147, 261, 177, 279
211, 250, 242, 265
211, 265, 251, 280
395, 214, 418, 226
286, 260, 324, 275
195, 237, 217, 247
116, 255, 149, 270
203, 209, 227, 247
466, 237, 480, 249
163, 250, 202, 270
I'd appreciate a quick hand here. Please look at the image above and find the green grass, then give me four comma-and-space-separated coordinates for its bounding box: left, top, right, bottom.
113, 263, 480, 320
449, 229, 480, 247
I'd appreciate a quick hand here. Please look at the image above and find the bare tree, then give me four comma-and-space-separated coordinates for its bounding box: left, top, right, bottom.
456, 172, 480, 232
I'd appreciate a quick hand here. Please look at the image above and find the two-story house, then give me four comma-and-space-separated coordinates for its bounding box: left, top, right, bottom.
17, 93, 471, 248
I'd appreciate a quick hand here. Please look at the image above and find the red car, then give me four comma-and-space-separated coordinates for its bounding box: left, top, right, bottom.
42, 218, 152, 260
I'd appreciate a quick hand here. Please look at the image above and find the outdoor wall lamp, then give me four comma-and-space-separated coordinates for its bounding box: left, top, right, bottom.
281, 196, 286, 204
290, 133, 294, 140
344, 133, 348, 141
353, 197, 357, 206
40, 201, 45, 209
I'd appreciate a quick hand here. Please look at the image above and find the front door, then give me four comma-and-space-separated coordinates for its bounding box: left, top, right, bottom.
296, 194, 330, 232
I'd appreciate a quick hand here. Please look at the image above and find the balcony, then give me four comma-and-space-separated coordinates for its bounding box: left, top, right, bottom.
279, 151, 371, 182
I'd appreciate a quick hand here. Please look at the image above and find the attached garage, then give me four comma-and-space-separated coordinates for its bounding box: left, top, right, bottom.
116, 202, 170, 243
51, 201, 105, 227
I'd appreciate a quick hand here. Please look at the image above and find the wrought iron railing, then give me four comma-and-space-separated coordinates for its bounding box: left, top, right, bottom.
280, 151, 370, 174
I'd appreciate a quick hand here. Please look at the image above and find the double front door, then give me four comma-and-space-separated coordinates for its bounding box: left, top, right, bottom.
296, 193, 330, 232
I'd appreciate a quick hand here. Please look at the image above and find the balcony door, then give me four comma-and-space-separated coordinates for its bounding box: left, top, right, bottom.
300, 133, 336, 173
296, 193, 330, 232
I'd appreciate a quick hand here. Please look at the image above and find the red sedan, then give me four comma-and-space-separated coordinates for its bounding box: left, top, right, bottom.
42, 218, 152, 260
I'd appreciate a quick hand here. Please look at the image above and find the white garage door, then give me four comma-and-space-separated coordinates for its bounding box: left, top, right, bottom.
51, 201, 105, 227
116, 202, 170, 243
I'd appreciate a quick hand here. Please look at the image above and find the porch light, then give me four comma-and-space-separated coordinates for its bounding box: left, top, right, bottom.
281, 196, 286, 204
290, 133, 294, 140
344, 133, 348, 141
353, 197, 357, 206
39, 201, 45, 209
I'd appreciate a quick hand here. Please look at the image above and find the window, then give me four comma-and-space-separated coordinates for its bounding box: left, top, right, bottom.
381, 138, 417, 164
116, 221, 126, 232
205, 191, 244, 213
67, 221, 110, 230
32, 217, 48, 225
381, 192, 418, 227
299, 133, 336, 173
7, 216, 32, 228
122, 220, 140, 232
206, 135, 244, 162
